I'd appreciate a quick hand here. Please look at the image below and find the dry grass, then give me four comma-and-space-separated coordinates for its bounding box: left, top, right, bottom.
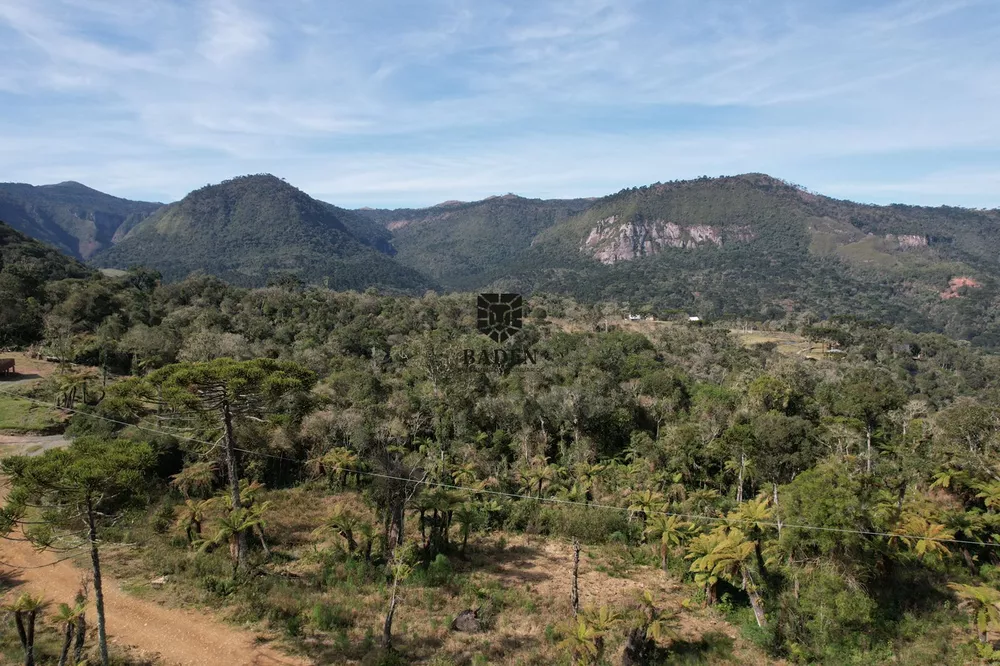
103, 485, 777, 665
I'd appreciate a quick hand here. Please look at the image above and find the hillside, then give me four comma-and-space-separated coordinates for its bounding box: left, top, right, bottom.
91, 174, 435, 291
5, 172, 1000, 347
0, 221, 92, 346
483, 174, 1000, 347
355, 194, 594, 289
0, 181, 162, 260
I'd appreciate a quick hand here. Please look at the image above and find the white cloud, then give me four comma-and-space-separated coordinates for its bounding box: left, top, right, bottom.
0, 0, 998, 207
199, 0, 270, 64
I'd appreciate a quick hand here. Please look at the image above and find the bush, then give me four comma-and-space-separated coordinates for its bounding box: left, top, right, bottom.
540, 505, 633, 544
310, 602, 354, 631
202, 575, 236, 597
410, 554, 455, 587
151, 504, 175, 534
501, 499, 543, 533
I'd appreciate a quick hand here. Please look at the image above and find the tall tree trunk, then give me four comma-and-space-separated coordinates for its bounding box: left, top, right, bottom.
773, 484, 782, 538
382, 575, 400, 649
73, 614, 86, 664
737, 453, 746, 503
865, 424, 873, 474
14, 611, 33, 666
256, 525, 270, 557
58, 622, 74, 666
961, 548, 977, 574
387, 497, 404, 558
87, 500, 110, 666
754, 540, 768, 580
26, 610, 36, 666
221, 401, 249, 571
742, 566, 767, 628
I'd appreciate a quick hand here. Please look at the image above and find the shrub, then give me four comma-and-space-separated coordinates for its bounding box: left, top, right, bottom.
502, 499, 543, 532
151, 504, 175, 534
310, 602, 354, 631
539, 505, 633, 544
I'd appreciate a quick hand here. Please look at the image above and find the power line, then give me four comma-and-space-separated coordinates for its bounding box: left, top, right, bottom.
0, 386, 996, 549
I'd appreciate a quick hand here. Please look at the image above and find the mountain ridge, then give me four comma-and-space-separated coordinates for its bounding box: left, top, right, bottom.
91, 174, 434, 292
4, 171, 1000, 346
0, 181, 163, 260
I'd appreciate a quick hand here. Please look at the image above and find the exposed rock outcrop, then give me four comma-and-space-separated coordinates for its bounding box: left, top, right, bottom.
582, 216, 753, 264
885, 234, 928, 249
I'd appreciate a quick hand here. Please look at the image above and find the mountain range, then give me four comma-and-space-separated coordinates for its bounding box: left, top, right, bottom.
2, 172, 999, 346
0, 181, 161, 260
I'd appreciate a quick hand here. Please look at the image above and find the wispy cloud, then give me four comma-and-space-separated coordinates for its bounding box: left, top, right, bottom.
0, 0, 998, 207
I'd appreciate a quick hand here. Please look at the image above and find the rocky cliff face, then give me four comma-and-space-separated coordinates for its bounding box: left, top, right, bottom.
582, 216, 754, 264
885, 234, 928, 249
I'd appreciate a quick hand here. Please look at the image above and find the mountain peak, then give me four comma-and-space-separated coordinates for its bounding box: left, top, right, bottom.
92, 174, 434, 291
41, 180, 102, 193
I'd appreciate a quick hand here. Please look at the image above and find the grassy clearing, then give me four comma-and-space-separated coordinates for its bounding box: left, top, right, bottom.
729, 329, 816, 359
101, 485, 774, 666
0, 394, 62, 433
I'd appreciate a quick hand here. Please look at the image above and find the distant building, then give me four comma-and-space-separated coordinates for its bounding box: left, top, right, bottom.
688, 316, 702, 325
628, 314, 642, 321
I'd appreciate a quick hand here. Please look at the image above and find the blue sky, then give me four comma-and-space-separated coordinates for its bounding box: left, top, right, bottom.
1, 0, 999, 209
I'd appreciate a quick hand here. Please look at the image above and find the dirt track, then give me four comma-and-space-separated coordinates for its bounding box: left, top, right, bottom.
1, 459, 311, 665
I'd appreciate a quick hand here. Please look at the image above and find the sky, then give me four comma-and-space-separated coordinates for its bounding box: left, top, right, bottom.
1, 0, 999, 209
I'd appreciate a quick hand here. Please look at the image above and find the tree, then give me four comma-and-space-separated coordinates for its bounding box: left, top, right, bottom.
321, 446, 361, 489
169, 461, 217, 498
644, 515, 694, 571
627, 489, 666, 524
317, 505, 365, 554
635, 590, 679, 644
558, 615, 601, 665
729, 496, 773, 579
1, 437, 155, 666
2, 592, 46, 666
381, 556, 414, 650
823, 368, 906, 474
948, 583, 1000, 644
54, 598, 87, 666
580, 605, 622, 660
891, 514, 954, 563
201, 506, 268, 569
133, 359, 315, 571
687, 527, 767, 627
174, 498, 216, 545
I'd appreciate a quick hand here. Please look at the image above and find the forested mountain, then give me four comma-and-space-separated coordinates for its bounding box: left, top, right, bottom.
5, 172, 1000, 347
0, 181, 162, 260
91, 174, 435, 291
355, 194, 594, 289
483, 174, 1000, 347
0, 221, 91, 345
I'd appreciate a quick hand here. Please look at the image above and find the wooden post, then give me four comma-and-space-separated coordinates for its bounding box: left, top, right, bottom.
571, 538, 581, 616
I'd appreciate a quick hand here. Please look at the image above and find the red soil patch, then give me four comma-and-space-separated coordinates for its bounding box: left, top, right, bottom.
940, 276, 981, 299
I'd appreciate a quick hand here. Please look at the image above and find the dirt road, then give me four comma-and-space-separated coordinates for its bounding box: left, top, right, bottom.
1, 441, 312, 666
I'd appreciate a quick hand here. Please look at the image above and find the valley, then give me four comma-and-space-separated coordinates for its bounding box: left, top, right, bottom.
0, 176, 998, 666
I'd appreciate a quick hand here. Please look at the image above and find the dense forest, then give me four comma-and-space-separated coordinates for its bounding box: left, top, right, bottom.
2, 221, 1000, 666
3, 173, 1000, 348
91, 175, 433, 291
